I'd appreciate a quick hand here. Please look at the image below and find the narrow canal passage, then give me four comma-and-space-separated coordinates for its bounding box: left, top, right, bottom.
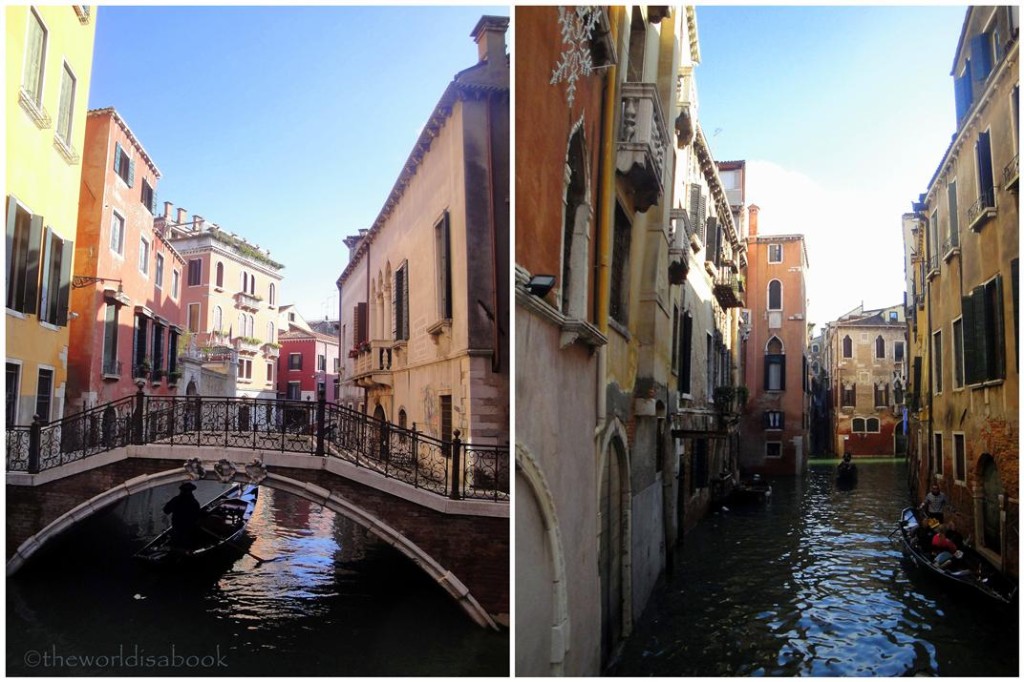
614, 462, 1018, 676
7, 485, 508, 676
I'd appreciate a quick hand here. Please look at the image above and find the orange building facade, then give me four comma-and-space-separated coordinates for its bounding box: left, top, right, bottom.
67, 108, 185, 411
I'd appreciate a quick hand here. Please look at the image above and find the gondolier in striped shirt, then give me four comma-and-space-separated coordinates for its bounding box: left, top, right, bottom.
919, 483, 949, 524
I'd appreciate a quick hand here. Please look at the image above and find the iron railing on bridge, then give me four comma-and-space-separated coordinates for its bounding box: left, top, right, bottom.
6, 391, 509, 502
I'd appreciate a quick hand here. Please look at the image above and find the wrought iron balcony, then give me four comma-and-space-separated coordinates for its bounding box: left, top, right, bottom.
966, 187, 996, 232
713, 270, 745, 308
234, 291, 261, 311
1003, 154, 1019, 192
616, 82, 670, 212
941, 235, 960, 262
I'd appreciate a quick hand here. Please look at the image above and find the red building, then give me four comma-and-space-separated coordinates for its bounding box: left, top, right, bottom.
277, 306, 340, 402
66, 108, 184, 411
738, 206, 810, 475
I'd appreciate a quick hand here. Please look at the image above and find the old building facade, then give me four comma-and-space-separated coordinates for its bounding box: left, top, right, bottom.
156, 204, 284, 400
66, 108, 185, 411
904, 6, 1018, 578
822, 305, 908, 458
337, 16, 509, 446
277, 307, 340, 403
6, 5, 96, 426
738, 207, 810, 476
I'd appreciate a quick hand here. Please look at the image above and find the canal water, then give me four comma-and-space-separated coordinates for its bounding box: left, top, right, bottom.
614, 461, 1019, 676
7, 483, 508, 676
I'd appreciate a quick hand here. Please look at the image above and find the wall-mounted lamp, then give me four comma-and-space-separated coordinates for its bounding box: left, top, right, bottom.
525, 274, 557, 298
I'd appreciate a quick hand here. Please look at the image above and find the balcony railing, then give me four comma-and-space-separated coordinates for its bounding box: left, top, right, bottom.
234, 291, 262, 311
713, 270, 745, 308
966, 187, 996, 231
616, 82, 670, 212
941, 235, 960, 261
233, 337, 262, 355
1003, 154, 1019, 191
262, 343, 280, 360
352, 340, 393, 388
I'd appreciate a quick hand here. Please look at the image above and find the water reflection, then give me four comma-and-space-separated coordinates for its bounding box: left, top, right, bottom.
7, 485, 508, 676
615, 462, 1017, 676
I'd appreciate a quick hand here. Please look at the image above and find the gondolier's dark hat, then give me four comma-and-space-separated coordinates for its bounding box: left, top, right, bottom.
179, 482, 197, 491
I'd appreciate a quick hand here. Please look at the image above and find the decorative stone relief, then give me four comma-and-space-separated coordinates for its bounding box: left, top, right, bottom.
550, 6, 603, 108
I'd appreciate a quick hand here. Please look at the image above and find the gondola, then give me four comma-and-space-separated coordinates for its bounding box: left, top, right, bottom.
135, 483, 259, 565
836, 460, 857, 487
731, 473, 772, 504
893, 507, 1016, 606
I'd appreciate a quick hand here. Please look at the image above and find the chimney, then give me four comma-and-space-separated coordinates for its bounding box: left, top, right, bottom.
748, 204, 760, 238
176, 208, 188, 225
193, 214, 204, 231
163, 201, 174, 221
471, 15, 509, 68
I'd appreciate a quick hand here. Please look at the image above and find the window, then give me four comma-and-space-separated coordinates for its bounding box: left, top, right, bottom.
6, 199, 42, 314
933, 433, 944, 476
679, 311, 693, 394
7, 362, 21, 425
970, 30, 993, 82
22, 9, 47, 106
689, 184, 707, 244
768, 243, 783, 263
434, 211, 452, 321
141, 179, 156, 215
102, 303, 118, 375
627, 7, 647, 82
873, 383, 889, 407
952, 318, 964, 388
394, 262, 409, 341
962, 275, 1006, 384
317, 354, 326, 372
333, 357, 340, 372
187, 303, 200, 333
215, 262, 224, 288
39, 227, 72, 326
35, 368, 54, 423
286, 381, 301, 400
609, 203, 632, 326
671, 306, 680, 374
842, 335, 852, 358
152, 323, 164, 376
353, 302, 368, 346
109, 211, 125, 256
561, 127, 589, 316
238, 359, 252, 380
765, 336, 785, 391
138, 236, 150, 276
947, 180, 959, 249
113, 142, 134, 187
187, 259, 201, 286
894, 341, 905, 364
155, 253, 164, 290
171, 269, 180, 298
691, 438, 709, 491
440, 395, 453, 443
866, 417, 880, 433
852, 417, 865, 432
56, 62, 76, 145
269, 282, 276, 306
932, 329, 943, 393
841, 383, 856, 408
266, 362, 274, 383
398, 409, 407, 430
212, 306, 222, 334
288, 353, 302, 370
889, 310, 899, 322
766, 442, 782, 459
767, 280, 782, 311
875, 335, 885, 359
267, 321, 274, 341
812, 343, 820, 354
167, 328, 179, 376
764, 410, 784, 430
974, 130, 995, 215
241, 272, 248, 293
133, 313, 149, 376
954, 433, 966, 483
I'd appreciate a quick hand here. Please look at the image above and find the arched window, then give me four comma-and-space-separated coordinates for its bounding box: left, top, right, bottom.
842, 335, 853, 358
267, 321, 274, 341
213, 305, 222, 333
852, 417, 866, 432
215, 262, 224, 288
398, 409, 407, 430
250, 274, 256, 295
764, 336, 785, 391
866, 417, 880, 432
269, 283, 276, 306
767, 280, 782, 311
241, 272, 248, 293
875, 335, 885, 359
247, 314, 255, 338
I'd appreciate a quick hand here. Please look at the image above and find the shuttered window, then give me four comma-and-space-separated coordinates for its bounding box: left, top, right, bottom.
970, 32, 993, 82
962, 275, 1006, 384
354, 301, 368, 345
6, 199, 42, 315
680, 312, 693, 394
39, 227, 73, 326
932, 330, 943, 393
976, 131, 995, 209
705, 216, 719, 264
954, 66, 973, 124
768, 280, 782, 311
113, 142, 135, 187
435, 211, 452, 320
610, 203, 632, 325
56, 63, 76, 144
947, 181, 959, 248
394, 263, 409, 341
22, 9, 47, 105
187, 259, 202, 286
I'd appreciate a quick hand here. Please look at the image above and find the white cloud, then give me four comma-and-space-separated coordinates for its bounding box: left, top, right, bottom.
744, 160, 909, 330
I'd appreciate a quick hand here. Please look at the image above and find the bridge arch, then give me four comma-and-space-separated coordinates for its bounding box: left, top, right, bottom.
7, 467, 497, 629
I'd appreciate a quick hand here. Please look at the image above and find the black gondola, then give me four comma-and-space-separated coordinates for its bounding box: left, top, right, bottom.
836, 460, 857, 487
731, 473, 772, 504
135, 483, 259, 565
893, 507, 1016, 606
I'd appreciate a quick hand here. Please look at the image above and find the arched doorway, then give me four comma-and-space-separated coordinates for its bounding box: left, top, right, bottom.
599, 435, 627, 668
373, 404, 389, 461
979, 454, 1004, 554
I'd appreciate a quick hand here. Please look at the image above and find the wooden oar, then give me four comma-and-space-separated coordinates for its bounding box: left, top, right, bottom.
198, 526, 275, 565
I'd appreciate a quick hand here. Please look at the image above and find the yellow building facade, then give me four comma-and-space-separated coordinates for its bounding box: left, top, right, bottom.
6, 5, 96, 425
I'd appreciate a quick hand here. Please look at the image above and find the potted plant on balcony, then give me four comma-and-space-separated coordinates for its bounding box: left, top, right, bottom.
167, 370, 182, 386
348, 346, 360, 359
136, 360, 151, 379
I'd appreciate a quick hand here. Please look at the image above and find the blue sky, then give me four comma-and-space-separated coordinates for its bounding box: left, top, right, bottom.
693, 5, 967, 328
88, 5, 504, 322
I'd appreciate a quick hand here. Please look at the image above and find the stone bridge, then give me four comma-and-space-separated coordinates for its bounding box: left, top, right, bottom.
6, 393, 509, 628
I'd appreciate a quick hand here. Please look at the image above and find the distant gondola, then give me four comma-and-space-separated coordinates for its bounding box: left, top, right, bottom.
135, 484, 258, 565
731, 473, 772, 504
836, 460, 857, 487
893, 507, 1016, 606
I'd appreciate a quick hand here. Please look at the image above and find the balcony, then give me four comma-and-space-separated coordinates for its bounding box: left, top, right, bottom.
233, 337, 262, 355
351, 340, 393, 389
966, 187, 996, 232
941, 235, 960, 263
234, 291, 262, 311
262, 343, 280, 360
926, 253, 940, 280
616, 82, 670, 213
1003, 154, 1019, 192
713, 271, 745, 308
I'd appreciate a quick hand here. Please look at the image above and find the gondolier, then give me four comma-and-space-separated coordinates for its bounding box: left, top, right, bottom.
163, 482, 202, 548
919, 483, 948, 523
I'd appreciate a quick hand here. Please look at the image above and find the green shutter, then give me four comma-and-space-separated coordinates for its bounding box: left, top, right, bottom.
113, 142, 123, 174
127, 156, 136, 188
965, 286, 988, 384
38, 227, 54, 320
23, 214, 43, 315
6, 197, 18, 292
991, 275, 1005, 380
55, 238, 73, 326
